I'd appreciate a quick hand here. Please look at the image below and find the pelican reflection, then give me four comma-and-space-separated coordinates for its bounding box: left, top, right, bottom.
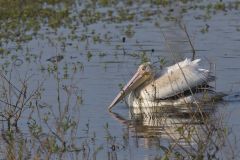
109, 104, 222, 150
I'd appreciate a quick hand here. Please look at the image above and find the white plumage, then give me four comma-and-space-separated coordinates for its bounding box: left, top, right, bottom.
108, 58, 222, 111
136, 59, 213, 100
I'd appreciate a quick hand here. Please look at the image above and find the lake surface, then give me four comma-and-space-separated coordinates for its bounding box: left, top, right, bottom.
0, 0, 240, 159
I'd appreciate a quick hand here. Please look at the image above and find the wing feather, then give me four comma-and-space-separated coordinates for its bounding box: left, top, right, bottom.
139, 58, 213, 100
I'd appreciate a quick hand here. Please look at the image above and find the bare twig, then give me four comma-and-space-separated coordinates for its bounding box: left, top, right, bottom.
0, 71, 21, 94
160, 29, 205, 118
180, 24, 196, 61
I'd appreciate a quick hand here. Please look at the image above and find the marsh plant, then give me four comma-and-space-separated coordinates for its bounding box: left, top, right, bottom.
0, 67, 42, 129
0, 64, 97, 159
0, 0, 238, 159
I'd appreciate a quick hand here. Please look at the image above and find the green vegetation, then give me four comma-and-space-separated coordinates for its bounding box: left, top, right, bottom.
0, 0, 74, 43
0, 0, 238, 159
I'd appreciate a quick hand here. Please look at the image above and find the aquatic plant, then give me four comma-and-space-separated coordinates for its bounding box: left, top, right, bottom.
0, 0, 239, 159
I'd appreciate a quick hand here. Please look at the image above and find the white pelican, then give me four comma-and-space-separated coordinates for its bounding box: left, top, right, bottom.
108, 58, 226, 111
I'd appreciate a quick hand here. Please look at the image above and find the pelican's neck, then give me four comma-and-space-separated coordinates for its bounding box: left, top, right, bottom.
132, 75, 154, 97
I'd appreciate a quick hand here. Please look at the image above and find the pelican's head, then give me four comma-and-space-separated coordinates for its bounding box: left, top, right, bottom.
108, 62, 154, 111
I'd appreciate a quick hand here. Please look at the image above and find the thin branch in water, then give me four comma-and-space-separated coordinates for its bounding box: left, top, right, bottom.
0, 99, 21, 109
160, 28, 206, 124
0, 71, 21, 94
180, 24, 196, 61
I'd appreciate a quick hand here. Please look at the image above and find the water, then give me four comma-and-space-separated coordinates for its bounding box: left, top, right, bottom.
0, 0, 240, 159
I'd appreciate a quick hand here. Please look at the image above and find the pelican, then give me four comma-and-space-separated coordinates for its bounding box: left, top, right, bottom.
108, 58, 226, 111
